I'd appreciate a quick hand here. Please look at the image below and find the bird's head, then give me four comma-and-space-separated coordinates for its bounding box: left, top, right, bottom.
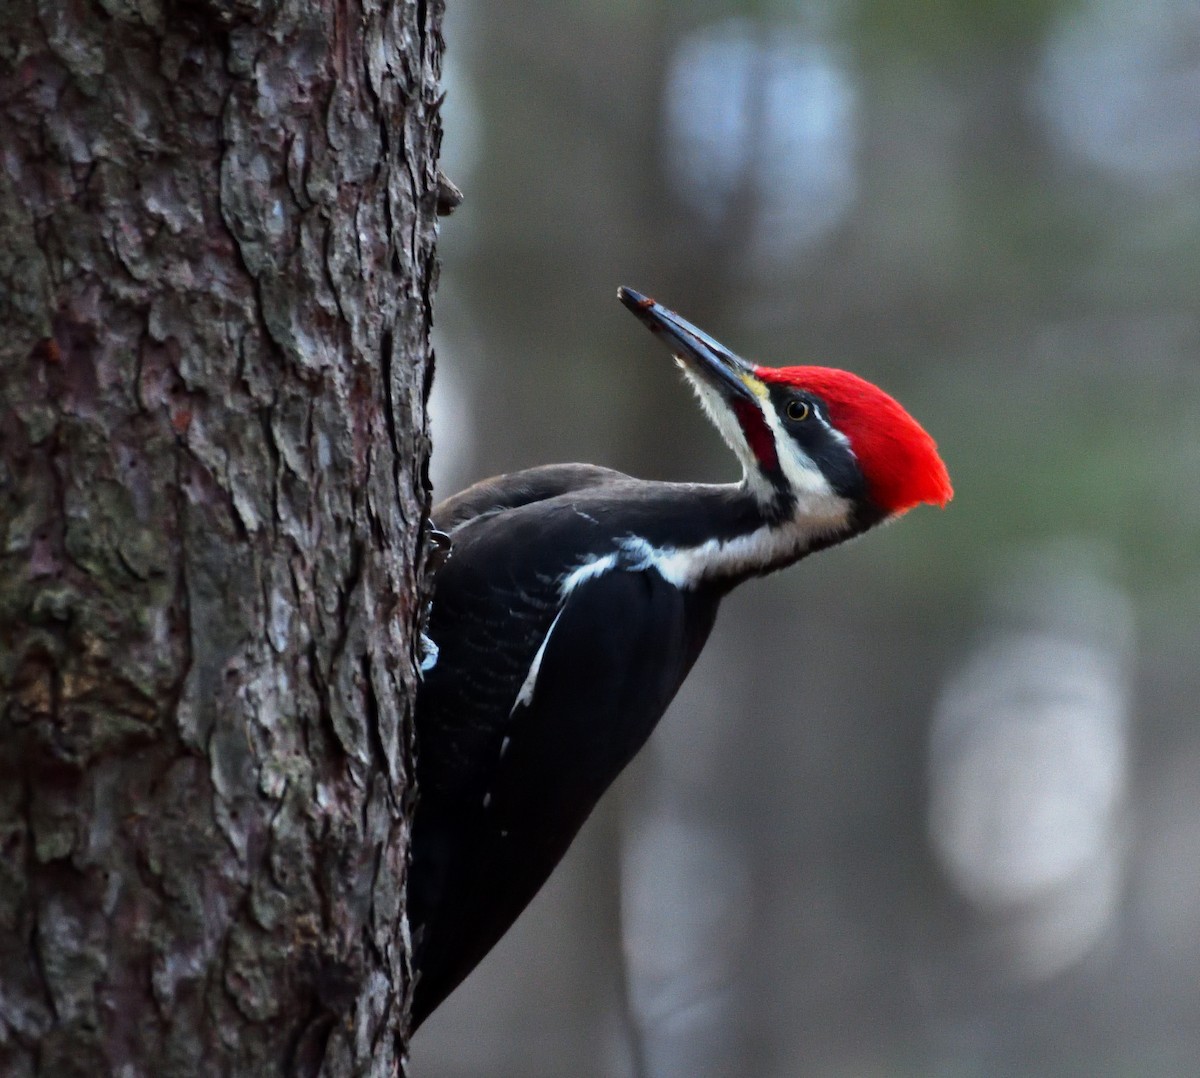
619, 287, 952, 529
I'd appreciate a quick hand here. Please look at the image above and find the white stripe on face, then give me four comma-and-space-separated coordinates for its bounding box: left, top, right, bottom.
757, 397, 849, 516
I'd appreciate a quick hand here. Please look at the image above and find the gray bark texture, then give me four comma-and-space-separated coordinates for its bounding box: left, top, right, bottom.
0, 0, 444, 1074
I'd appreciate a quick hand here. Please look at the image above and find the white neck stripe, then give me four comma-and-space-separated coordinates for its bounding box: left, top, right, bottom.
560, 501, 851, 594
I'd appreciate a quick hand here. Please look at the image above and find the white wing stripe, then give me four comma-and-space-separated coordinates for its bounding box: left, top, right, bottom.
511, 607, 565, 715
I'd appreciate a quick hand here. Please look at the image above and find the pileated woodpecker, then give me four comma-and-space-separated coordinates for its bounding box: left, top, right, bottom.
409, 288, 952, 1029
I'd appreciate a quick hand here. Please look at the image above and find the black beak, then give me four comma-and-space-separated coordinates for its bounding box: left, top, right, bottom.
618, 287, 758, 404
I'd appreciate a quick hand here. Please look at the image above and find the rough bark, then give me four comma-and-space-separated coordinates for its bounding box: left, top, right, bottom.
0, 0, 443, 1074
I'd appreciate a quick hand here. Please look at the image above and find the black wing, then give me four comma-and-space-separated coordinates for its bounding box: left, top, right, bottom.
410, 564, 720, 1027
416, 464, 639, 820
434, 463, 627, 533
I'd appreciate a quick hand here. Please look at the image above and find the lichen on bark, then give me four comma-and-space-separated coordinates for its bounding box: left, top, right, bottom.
0, 1, 443, 1073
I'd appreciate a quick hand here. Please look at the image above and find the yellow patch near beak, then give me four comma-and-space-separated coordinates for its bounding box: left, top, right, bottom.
740, 373, 769, 400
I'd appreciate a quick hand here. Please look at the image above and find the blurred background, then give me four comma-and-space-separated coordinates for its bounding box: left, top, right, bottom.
414, 1, 1200, 1075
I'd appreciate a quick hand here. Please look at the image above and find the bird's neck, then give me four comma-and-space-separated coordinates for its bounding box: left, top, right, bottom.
582, 478, 865, 592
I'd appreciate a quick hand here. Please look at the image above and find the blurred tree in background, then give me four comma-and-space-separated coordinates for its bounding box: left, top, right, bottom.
417, 1, 1200, 1075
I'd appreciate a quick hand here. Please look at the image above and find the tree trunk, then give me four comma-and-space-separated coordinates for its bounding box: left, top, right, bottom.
0, 1, 443, 1074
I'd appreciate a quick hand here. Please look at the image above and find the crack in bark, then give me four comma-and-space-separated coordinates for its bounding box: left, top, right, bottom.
361, 650, 397, 807
379, 325, 404, 511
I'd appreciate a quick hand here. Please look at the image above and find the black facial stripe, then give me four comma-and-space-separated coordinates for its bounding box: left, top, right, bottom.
766, 385, 868, 503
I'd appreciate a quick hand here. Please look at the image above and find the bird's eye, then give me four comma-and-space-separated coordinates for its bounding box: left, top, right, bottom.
786, 400, 810, 422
